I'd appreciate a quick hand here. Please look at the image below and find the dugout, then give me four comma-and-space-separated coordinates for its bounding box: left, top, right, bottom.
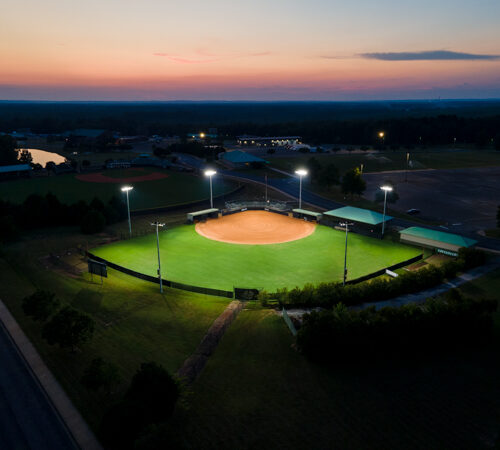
187, 208, 219, 223
399, 227, 477, 257
323, 206, 393, 238
292, 208, 323, 222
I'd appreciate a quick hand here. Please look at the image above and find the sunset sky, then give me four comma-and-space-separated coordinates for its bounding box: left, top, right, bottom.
1, 0, 500, 101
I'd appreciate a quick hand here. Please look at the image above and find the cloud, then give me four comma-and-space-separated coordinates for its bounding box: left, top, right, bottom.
359, 50, 500, 61
153, 51, 271, 64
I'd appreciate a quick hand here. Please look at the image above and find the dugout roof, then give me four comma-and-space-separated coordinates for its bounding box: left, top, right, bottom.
324, 206, 392, 226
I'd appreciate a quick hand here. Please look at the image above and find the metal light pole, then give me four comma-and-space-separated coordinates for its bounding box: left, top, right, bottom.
151, 221, 165, 293
340, 222, 354, 286
121, 186, 133, 238
380, 185, 393, 238
204, 169, 216, 208
295, 169, 308, 209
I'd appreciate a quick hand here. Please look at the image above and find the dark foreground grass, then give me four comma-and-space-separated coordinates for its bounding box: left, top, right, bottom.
177, 284, 500, 449
92, 222, 421, 291
0, 169, 236, 210
0, 230, 230, 429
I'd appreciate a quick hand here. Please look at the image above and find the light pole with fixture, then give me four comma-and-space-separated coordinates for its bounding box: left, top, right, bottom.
204, 169, 217, 208
295, 169, 308, 209
121, 185, 133, 238
380, 185, 393, 237
378, 131, 385, 146
151, 221, 165, 293
340, 222, 354, 287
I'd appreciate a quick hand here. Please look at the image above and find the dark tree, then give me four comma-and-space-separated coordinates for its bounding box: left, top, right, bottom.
0, 215, 19, 243
81, 357, 121, 392
42, 306, 95, 350
307, 156, 322, 182
99, 362, 179, 450
0, 135, 19, 165
341, 168, 366, 197
80, 210, 106, 234
18, 149, 33, 164
497, 205, 500, 228
318, 163, 340, 188
22, 290, 60, 322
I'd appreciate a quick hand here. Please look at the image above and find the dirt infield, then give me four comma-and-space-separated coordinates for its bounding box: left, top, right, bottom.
76, 170, 168, 183
195, 210, 316, 245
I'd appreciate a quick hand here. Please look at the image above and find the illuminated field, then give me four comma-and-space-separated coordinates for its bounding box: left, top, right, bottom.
91, 213, 421, 292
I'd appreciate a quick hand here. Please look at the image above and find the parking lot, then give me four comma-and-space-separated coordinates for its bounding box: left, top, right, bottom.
363, 167, 500, 233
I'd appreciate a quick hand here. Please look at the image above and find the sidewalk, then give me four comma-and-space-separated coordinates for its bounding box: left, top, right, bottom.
0, 301, 102, 450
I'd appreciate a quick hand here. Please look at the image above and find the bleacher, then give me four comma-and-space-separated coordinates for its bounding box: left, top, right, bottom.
187, 208, 219, 223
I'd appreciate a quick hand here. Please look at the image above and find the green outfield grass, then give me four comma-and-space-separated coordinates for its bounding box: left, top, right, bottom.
91, 220, 421, 291
0, 169, 236, 210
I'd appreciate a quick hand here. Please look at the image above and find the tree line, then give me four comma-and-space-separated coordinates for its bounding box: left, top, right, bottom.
296, 289, 497, 364
0, 193, 128, 243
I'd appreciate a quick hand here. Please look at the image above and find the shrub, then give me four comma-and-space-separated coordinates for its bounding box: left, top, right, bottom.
81, 357, 121, 392
42, 306, 95, 350
22, 290, 60, 322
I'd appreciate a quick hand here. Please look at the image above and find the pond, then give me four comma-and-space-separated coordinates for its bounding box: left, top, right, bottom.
17, 148, 67, 166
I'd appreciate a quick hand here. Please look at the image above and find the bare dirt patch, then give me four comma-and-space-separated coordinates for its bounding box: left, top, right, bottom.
195, 210, 316, 245
75, 170, 168, 183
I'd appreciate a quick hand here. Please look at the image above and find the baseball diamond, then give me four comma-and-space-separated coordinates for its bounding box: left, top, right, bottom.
91, 210, 422, 292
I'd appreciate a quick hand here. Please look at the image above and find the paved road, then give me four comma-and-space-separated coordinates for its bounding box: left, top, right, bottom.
0, 323, 77, 450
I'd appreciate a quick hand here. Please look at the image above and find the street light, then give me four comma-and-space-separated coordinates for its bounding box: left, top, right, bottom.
151, 221, 165, 293
204, 169, 217, 208
121, 185, 133, 238
295, 169, 308, 209
380, 185, 393, 237
340, 222, 354, 286
378, 131, 385, 146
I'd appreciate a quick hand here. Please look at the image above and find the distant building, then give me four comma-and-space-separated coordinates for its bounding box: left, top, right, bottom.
0, 164, 32, 180
236, 135, 301, 147
221, 150, 267, 168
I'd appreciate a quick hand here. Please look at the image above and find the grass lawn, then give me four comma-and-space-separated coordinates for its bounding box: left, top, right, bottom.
176, 281, 500, 449
0, 169, 237, 211
268, 149, 500, 175
0, 230, 230, 429
91, 221, 421, 291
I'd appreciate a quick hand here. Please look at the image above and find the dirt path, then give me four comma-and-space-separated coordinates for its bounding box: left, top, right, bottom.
177, 300, 243, 384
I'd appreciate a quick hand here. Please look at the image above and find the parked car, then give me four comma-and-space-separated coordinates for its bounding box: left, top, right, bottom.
406, 208, 420, 215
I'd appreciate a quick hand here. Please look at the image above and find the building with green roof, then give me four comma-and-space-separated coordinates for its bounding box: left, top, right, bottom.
323, 206, 393, 238
324, 206, 392, 226
400, 226, 477, 256
221, 150, 267, 168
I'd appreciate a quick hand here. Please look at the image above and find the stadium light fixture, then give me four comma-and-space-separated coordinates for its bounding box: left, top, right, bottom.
200, 132, 206, 139
121, 185, 134, 238
340, 222, 354, 287
294, 169, 308, 209
151, 221, 166, 293
205, 170, 217, 208
380, 185, 393, 237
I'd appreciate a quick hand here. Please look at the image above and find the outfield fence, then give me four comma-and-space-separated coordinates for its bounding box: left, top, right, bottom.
86, 252, 423, 300
86, 252, 234, 298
